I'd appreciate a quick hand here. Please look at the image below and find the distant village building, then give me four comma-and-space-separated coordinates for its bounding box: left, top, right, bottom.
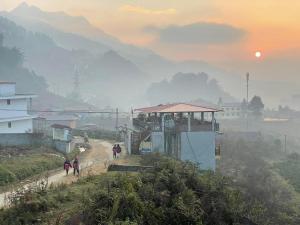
51, 124, 73, 153
126, 103, 222, 171
34, 114, 78, 136
51, 124, 72, 141
0, 81, 37, 133
216, 102, 242, 120
204, 99, 243, 120
44, 114, 78, 129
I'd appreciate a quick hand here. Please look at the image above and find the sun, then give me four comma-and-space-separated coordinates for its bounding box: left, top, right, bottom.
255, 51, 262, 58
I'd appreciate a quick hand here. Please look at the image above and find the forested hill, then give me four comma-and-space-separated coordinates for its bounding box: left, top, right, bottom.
146, 72, 235, 105
0, 33, 47, 94
0, 33, 95, 110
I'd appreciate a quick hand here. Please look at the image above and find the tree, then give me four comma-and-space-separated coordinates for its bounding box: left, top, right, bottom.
249, 96, 264, 117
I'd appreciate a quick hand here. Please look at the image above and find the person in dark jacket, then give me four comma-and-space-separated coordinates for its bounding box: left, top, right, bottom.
112, 144, 117, 159
64, 159, 72, 175
116, 144, 122, 158
73, 156, 80, 176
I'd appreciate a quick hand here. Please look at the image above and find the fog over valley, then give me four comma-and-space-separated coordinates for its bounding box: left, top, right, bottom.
0, 2, 298, 110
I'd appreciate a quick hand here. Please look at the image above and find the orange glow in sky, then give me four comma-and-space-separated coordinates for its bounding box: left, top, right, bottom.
1, 0, 300, 63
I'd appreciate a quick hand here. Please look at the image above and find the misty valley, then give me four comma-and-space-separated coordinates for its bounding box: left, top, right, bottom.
0, 2, 300, 225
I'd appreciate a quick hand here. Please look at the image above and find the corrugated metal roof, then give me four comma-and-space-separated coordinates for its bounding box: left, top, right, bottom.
135, 103, 221, 113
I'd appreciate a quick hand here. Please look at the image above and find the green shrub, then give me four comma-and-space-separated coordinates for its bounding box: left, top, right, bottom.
0, 165, 16, 185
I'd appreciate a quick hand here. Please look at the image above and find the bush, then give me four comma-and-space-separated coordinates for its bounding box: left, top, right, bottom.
81, 157, 247, 225
0, 165, 16, 185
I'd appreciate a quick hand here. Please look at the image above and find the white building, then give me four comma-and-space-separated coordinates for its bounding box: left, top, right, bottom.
0, 81, 37, 133
205, 102, 243, 120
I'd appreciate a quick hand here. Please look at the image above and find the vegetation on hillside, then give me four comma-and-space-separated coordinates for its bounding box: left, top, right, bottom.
0, 146, 78, 188
1, 156, 255, 225
275, 153, 300, 192
218, 134, 300, 225
1, 136, 300, 225
146, 72, 235, 105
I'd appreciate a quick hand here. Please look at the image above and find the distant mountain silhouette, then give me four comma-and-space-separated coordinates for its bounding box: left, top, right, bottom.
0, 34, 93, 110
0, 3, 244, 108
1, 3, 239, 82
1, 2, 153, 58
0, 16, 148, 108
146, 72, 235, 105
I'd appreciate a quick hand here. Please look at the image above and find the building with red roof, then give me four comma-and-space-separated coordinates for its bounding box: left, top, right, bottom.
126, 103, 222, 171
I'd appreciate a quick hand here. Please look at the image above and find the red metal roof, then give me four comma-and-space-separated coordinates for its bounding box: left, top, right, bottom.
135, 103, 221, 113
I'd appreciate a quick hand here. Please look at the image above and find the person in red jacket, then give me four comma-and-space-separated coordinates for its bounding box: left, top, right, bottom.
64, 158, 72, 175
73, 156, 80, 176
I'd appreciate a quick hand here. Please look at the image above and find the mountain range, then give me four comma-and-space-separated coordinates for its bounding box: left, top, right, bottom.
0, 2, 241, 109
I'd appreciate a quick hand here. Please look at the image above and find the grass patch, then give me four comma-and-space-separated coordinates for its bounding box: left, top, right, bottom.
0, 152, 64, 187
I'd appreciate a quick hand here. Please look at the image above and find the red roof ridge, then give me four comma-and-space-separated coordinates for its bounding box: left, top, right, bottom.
135, 102, 221, 113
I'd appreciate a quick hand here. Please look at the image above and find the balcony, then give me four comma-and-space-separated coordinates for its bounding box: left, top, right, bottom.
133, 117, 219, 133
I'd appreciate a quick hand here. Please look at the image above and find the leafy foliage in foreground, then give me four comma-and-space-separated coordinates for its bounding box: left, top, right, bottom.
1, 156, 249, 225
81, 159, 245, 225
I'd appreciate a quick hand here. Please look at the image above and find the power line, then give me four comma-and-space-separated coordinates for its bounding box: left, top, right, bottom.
0, 108, 131, 114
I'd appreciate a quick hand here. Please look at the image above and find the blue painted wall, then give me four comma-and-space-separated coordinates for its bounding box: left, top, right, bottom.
180, 132, 216, 171
151, 131, 164, 153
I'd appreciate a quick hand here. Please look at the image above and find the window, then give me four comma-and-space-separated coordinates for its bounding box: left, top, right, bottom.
7, 99, 11, 105
8, 122, 12, 128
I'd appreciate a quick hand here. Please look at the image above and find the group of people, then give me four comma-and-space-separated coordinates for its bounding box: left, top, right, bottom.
112, 144, 122, 159
63, 156, 80, 176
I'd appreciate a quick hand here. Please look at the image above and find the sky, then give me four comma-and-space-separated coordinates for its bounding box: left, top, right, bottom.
1, 0, 300, 86
1, 0, 300, 61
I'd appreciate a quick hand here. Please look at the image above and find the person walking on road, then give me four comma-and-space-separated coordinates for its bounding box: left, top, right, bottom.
64, 158, 72, 175
116, 144, 122, 158
112, 144, 117, 159
73, 156, 80, 176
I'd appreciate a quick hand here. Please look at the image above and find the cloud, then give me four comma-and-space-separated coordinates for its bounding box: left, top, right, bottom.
144, 22, 246, 44
119, 5, 177, 15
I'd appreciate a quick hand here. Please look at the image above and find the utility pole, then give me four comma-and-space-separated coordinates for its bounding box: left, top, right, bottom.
246, 73, 250, 130
115, 108, 119, 138
72, 66, 81, 99
284, 134, 287, 154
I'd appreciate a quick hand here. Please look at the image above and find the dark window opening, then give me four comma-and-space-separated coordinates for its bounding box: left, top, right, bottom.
8, 122, 12, 128
7, 99, 11, 105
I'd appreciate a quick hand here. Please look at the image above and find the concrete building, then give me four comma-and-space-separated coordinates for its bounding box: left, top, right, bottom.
126, 103, 221, 171
44, 114, 78, 129
205, 101, 243, 120
0, 81, 36, 133
51, 124, 72, 141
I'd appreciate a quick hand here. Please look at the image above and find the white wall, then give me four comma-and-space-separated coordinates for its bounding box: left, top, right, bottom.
0, 119, 33, 134
181, 132, 216, 171
0, 83, 16, 96
0, 98, 29, 118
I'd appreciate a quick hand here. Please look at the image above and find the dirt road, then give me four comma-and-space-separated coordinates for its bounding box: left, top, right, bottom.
0, 139, 114, 208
